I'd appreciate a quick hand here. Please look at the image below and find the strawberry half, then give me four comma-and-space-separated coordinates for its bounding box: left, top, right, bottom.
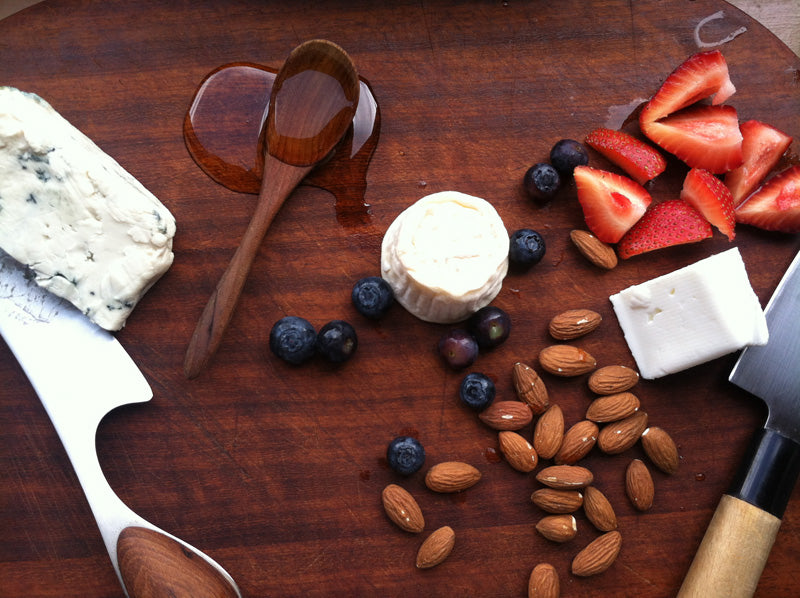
641, 104, 743, 174
574, 165, 652, 244
725, 120, 793, 206
617, 200, 713, 259
735, 165, 800, 233
680, 168, 736, 240
640, 50, 736, 125
584, 128, 667, 185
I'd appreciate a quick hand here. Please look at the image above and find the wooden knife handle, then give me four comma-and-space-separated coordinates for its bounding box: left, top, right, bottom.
117, 526, 239, 598
677, 494, 780, 598
678, 428, 800, 598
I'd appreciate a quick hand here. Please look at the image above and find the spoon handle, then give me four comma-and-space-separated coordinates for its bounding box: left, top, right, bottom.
184, 158, 312, 378
117, 526, 240, 598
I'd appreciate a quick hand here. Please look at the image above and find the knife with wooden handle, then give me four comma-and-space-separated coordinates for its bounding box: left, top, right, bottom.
678, 248, 800, 598
0, 251, 241, 598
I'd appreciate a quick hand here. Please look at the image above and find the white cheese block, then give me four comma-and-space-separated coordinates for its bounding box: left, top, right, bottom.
610, 248, 768, 379
381, 190, 509, 324
0, 87, 175, 330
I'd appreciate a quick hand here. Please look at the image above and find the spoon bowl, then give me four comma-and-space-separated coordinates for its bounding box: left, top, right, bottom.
184, 40, 360, 378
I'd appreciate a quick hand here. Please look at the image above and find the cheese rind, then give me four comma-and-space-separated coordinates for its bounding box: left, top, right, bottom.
381, 190, 509, 324
0, 87, 175, 330
610, 248, 768, 379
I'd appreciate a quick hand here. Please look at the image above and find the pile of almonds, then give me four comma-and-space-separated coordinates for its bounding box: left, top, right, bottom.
380, 306, 681, 597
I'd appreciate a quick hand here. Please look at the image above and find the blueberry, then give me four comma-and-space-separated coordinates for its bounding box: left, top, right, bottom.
523, 163, 561, 201
351, 276, 394, 319
437, 328, 479, 370
468, 306, 511, 350
550, 139, 588, 176
459, 372, 496, 411
269, 316, 317, 365
316, 320, 358, 363
509, 228, 546, 268
386, 436, 426, 475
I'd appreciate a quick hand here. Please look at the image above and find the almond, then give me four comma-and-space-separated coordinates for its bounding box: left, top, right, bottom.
625, 458, 654, 511
548, 308, 602, 340
528, 562, 559, 598
535, 514, 577, 543
554, 420, 598, 465
582, 486, 617, 532
512, 362, 550, 415
425, 461, 481, 493
536, 465, 593, 489
533, 404, 564, 459
539, 345, 597, 377
641, 426, 680, 475
416, 525, 455, 569
588, 365, 639, 395
381, 484, 425, 533
571, 530, 622, 577
585, 392, 640, 423
478, 400, 533, 431
498, 431, 539, 472
570, 229, 618, 270
531, 488, 584, 514
597, 411, 648, 454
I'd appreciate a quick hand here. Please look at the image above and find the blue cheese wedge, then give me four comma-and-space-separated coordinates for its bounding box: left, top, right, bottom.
0, 87, 175, 330
381, 190, 509, 324
610, 248, 768, 379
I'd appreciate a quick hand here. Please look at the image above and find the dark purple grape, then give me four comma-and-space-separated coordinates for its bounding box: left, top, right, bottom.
316, 320, 358, 363
550, 139, 588, 176
523, 163, 561, 201
468, 306, 511, 350
437, 328, 479, 370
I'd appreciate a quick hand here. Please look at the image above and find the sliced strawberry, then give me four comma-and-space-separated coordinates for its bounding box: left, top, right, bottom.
584, 128, 667, 185
617, 200, 713, 259
573, 166, 652, 244
680, 168, 736, 240
641, 104, 743, 174
735, 165, 800, 233
640, 50, 736, 125
725, 120, 793, 206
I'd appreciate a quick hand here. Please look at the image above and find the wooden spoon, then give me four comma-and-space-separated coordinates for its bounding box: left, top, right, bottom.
184, 39, 360, 378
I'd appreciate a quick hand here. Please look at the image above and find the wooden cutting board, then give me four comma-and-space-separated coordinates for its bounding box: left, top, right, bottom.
1, 1, 798, 596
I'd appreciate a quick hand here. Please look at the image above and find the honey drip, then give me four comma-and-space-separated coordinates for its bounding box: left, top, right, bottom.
183, 62, 380, 226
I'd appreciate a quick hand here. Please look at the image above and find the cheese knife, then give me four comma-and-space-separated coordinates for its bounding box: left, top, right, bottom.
0, 250, 240, 598
678, 248, 800, 598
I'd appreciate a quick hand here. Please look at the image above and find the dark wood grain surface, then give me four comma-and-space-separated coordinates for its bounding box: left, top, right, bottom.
1, 1, 799, 596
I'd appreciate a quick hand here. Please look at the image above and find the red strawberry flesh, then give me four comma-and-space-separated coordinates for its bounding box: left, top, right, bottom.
641, 104, 743, 174
725, 120, 793, 206
680, 168, 736, 240
735, 165, 800, 233
640, 50, 736, 125
585, 128, 667, 185
617, 200, 713, 259
574, 165, 652, 244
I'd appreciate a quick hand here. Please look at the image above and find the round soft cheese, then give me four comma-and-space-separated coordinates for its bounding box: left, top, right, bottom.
381, 190, 509, 324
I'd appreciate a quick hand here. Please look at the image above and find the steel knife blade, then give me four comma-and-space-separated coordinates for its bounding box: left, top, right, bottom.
679, 248, 800, 598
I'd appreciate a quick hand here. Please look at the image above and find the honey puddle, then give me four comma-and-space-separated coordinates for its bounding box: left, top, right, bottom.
184, 62, 381, 226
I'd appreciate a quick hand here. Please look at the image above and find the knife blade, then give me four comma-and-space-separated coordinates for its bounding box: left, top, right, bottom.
678, 248, 800, 598
0, 250, 241, 597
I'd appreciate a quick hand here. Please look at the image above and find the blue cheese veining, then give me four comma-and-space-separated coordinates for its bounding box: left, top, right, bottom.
0, 87, 175, 330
